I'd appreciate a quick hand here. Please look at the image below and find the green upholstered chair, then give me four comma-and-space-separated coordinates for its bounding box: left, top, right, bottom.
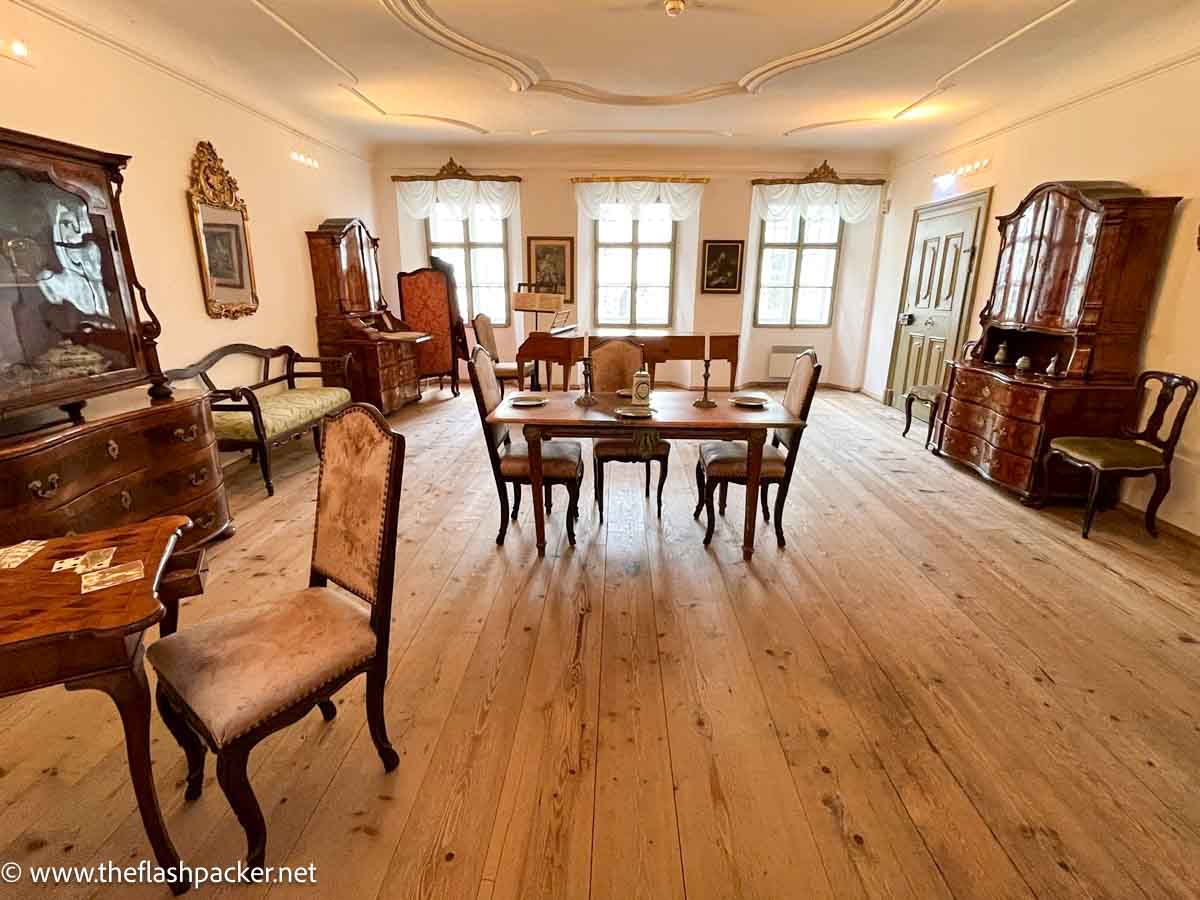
1043, 370, 1196, 538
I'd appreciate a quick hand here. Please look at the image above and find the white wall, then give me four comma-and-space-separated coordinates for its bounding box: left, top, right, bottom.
864, 52, 1200, 535
371, 144, 888, 389
1, 4, 377, 390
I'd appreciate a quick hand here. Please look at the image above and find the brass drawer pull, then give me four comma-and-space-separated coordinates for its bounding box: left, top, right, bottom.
189, 468, 210, 487
195, 512, 217, 529
29, 474, 60, 499
107, 439, 120, 460
174, 424, 200, 443
120, 490, 133, 511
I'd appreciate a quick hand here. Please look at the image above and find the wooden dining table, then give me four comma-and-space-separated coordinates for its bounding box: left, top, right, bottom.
0, 516, 193, 894
488, 390, 801, 560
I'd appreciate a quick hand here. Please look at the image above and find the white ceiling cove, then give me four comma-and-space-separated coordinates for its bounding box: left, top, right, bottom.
19, 0, 1200, 150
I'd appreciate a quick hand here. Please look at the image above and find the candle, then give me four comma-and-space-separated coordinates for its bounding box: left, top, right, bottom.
704, 333, 711, 360
584, 332, 590, 358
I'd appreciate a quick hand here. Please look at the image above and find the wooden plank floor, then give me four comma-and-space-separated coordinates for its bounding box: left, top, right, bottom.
2, 388, 1199, 900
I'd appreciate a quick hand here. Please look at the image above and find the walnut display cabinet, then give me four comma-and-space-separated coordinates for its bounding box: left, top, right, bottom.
306, 218, 427, 414
934, 181, 1180, 500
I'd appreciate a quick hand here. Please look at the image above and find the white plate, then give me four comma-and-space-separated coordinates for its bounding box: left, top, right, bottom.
730, 394, 769, 408
614, 406, 655, 419
616, 388, 633, 398
511, 395, 549, 407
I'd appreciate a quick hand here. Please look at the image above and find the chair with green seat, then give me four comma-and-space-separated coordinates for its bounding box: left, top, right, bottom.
1043, 370, 1196, 538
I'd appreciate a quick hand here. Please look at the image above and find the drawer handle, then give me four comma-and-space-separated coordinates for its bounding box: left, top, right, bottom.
195, 512, 217, 529
120, 490, 133, 511
28, 474, 60, 499
981, 386, 991, 398
107, 439, 120, 460
189, 468, 210, 487
969, 446, 980, 457
174, 424, 200, 443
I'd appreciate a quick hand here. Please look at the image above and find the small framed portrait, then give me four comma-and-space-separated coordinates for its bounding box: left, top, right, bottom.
202, 223, 246, 289
526, 236, 575, 303
701, 240, 745, 294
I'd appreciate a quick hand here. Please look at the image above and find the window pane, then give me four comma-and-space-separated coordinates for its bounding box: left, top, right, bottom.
429, 204, 464, 243
636, 247, 672, 288
597, 204, 633, 243
473, 286, 507, 324
598, 247, 633, 286
803, 205, 839, 243
794, 287, 833, 325
761, 248, 797, 287
799, 248, 837, 287
471, 247, 505, 288
763, 210, 801, 244
469, 203, 504, 243
756, 287, 793, 325
636, 287, 670, 325
597, 286, 631, 325
638, 204, 673, 243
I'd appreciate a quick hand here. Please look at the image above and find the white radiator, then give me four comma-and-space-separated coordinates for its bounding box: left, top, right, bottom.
767, 345, 813, 381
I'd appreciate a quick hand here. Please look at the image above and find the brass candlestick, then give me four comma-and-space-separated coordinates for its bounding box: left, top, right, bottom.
693, 358, 717, 408
575, 357, 599, 406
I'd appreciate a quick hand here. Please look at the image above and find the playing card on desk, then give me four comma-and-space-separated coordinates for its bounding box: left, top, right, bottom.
81, 560, 145, 594
53, 547, 116, 574
0, 540, 47, 569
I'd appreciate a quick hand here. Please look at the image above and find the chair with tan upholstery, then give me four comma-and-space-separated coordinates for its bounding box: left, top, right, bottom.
693, 350, 821, 547
472, 313, 526, 395
468, 345, 583, 546
1042, 370, 1196, 538
590, 338, 670, 522
148, 404, 406, 869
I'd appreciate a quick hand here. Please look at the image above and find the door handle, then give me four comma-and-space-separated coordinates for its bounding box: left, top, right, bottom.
898, 312, 916, 326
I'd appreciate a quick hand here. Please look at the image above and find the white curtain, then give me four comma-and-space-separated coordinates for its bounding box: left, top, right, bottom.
575, 181, 704, 221
396, 178, 520, 221
751, 182, 881, 225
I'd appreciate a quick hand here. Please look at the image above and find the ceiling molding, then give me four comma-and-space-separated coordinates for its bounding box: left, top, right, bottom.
783, 117, 884, 136
529, 128, 736, 139
340, 86, 491, 133
379, 0, 941, 107
11, 0, 367, 161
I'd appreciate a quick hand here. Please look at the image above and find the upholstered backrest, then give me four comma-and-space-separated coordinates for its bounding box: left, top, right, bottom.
777, 350, 822, 449
473, 313, 499, 360
591, 339, 643, 394
311, 405, 405, 615
397, 257, 466, 377
468, 345, 509, 451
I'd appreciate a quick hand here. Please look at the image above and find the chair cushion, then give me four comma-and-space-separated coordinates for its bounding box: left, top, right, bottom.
212, 387, 351, 442
499, 439, 583, 479
1049, 437, 1165, 471
593, 438, 670, 460
906, 384, 940, 404
698, 441, 788, 478
146, 587, 376, 747
494, 361, 524, 379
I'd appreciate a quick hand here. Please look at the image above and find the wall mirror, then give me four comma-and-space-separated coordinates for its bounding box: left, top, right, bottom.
187, 141, 258, 319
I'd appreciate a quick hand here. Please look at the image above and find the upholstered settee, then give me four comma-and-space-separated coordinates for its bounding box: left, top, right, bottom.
166, 344, 352, 496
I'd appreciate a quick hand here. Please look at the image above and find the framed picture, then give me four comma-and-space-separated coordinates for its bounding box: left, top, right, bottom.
701, 239, 745, 294
202, 223, 246, 289
526, 235, 575, 303
187, 141, 259, 319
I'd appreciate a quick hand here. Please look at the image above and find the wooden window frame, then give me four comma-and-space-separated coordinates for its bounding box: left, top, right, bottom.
426, 204, 511, 326
753, 214, 843, 329
593, 214, 677, 329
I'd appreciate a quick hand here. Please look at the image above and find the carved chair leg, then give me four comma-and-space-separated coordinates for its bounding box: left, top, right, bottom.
1038, 449, 1057, 509
774, 477, 793, 548
596, 459, 605, 524
644, 459, 651, 498
924, 400, 938, 448
451, 367, 461, 397
656, 455, 668, 518
545, 484, 553, 514
760, 483, 771, 523
495, 478, 510, 545
216, 742, 266, 871
366, 665, 400, 771
156, 685, 207, 802
693, 461, 705, 519
718, 481, 728, 517
566, 480, 579, 547
902, 393, 914, 437
575, 474, 582, 521
317, 699, 337, 721
257, 443, 274, 497
511, 483, 521, 522
1082, 467, 1103, 539
1145, 468, 1170, 537
703, 481, 718, 545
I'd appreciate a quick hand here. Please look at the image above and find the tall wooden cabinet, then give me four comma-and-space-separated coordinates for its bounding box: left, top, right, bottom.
935, 181, 1179, 499
307, 218, 427, 414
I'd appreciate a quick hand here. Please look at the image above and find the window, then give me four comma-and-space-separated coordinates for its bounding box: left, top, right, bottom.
594, 202, 675, 328
427, 202, 510, 325
754, 204, 842, 327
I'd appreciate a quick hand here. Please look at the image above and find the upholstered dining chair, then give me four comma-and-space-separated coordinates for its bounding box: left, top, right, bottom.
148, 404, 405, 869
694, 350, 821, 548
1043, 370, 1196, 538
590, 338, 670, 522
472, 313, 526, 394
468, 345, 584, 546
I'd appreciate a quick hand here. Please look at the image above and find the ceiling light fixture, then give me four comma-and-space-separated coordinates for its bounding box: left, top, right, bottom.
934, 157, 990, 184
290, 151, 319, 169
2, 38, 32, 64
664, 0, 686, 16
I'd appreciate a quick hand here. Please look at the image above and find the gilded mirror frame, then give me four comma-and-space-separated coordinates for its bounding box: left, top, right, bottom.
187, 141, 259, 319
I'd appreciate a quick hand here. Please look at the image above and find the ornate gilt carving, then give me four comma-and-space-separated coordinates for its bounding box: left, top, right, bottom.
189, 142, 244, 211
391, 156, 521, 184
187, 141, 259, 320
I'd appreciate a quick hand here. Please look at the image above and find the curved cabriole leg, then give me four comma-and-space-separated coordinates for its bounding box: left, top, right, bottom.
1082, 467, 1103, 539
216, 743, 266, 872
366, 666, 400, 771
157, 685, 207, 802
924, 402, 938, 448
1145, 468, 1170, 537
511, 483, 522, 522
902, 393, 914, 437
704, 481, 718, 545
317, 699, 337, 721
760, 484, 771, 523
718, 482, 728, 517
774, 482, 790, 548
495, 478, 510, 545
258, 444, 274, 497
1038, 449, 1057, 510
566, 480, 579, 546
693, 461, 705, 519
656, 456, 668, 518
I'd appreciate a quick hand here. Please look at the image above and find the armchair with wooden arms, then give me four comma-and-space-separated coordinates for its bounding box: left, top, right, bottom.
396, 256, 470, 397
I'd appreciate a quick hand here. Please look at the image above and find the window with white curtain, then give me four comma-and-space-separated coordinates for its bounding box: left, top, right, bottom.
426, 202, 510, 326
754, 204, 842, 327
594, 202, 675, 328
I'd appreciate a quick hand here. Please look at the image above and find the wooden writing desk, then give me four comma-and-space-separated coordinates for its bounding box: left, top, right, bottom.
0, 517, 193, 894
